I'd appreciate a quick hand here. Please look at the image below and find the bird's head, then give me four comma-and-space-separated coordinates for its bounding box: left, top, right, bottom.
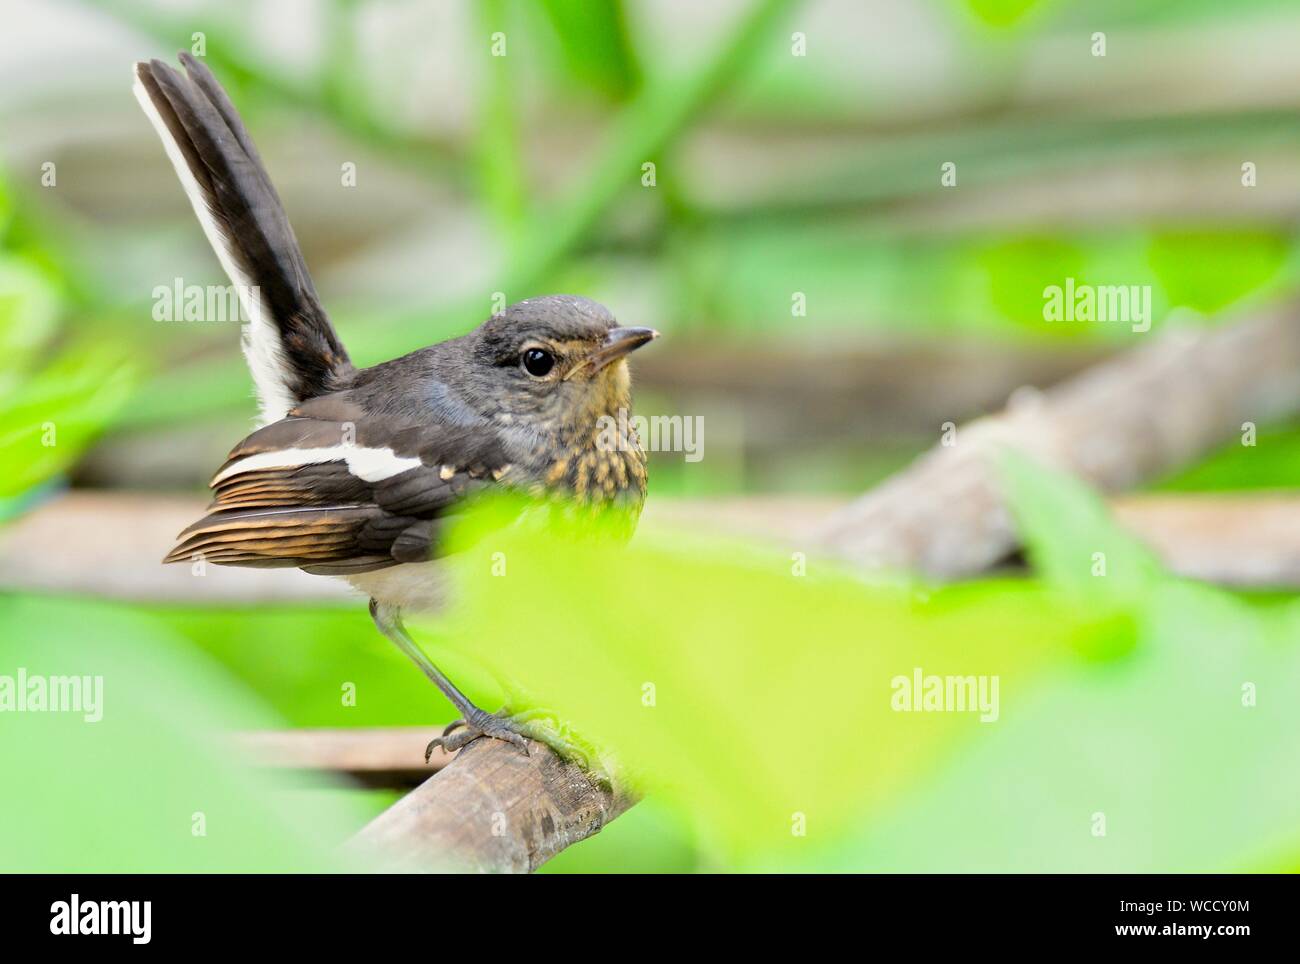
466, 295, 659, 436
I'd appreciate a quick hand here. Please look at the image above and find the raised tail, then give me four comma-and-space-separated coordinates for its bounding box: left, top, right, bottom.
133, 53, 352, 422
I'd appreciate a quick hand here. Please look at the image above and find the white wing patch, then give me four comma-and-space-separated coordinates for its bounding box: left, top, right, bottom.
213, 445, 423, 485
133, 71, 294, 425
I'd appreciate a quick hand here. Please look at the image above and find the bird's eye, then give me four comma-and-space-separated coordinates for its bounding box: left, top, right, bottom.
521, 348, 555, 377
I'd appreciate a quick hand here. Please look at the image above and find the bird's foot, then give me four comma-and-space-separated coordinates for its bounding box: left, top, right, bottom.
425, 706, 597, 770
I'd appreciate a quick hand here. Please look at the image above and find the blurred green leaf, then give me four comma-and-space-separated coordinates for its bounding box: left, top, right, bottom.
0, 170, 12, 237
980, 236, 1092, 336
1148, 229, 1290, 315
0, 346, 134, 505
1155, 420, 1300, 491
0, 595, 369, 871
417, 499, 1072, 862
963, 0, 1046, 28
540, 0, 641, 99
816, 580, 1300, 871
475, 0, 529, 233
998, 450, 1164, 662
0, 255, 61, 380
804, 455, 1300, 870
414, 452, 1299, 871
999, 450, 1164, 601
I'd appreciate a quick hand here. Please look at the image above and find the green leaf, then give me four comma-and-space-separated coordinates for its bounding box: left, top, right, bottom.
539, 0, 641, 99
998, 449, 1164, 600
810, 452, 1300, 871
0, 167, 11, 236
0, 596, 370, 871
815, 581, 1300, 871
1148, 229, 1290, 315
418, 500, 1076, 862
964, 0, 1047, 29
0, 346, 135, 505
0, 255, 61, 382
1155, 421, 1300, 491
997, 449, 1165, 661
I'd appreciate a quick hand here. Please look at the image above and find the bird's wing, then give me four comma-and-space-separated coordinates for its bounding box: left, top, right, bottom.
133, 53, 352, 422
163, 395, 517, 574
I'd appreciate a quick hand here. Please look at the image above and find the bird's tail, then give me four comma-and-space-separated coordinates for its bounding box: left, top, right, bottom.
133, 53, 352, 423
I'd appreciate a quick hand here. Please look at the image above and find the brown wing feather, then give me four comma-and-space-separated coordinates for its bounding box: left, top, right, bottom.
163, 400, 513, 572
162, 506, 382, 565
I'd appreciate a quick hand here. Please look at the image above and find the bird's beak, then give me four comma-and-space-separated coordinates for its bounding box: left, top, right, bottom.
571, 326, 660, 377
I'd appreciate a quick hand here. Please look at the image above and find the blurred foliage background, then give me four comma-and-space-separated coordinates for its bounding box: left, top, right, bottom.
0, 0, 1297, 872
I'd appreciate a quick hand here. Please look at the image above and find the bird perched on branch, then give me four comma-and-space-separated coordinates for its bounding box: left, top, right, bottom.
134, 53, 658, 757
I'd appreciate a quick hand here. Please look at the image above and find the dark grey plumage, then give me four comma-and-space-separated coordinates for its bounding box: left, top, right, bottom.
162, 295, 653, 574
135, 54, 352, 404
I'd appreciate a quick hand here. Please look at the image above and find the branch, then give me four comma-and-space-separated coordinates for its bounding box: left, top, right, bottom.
237, 726, 453, 789
1111, 493, 1300, 589
347, 738, 635, 873
6, 491, 1300, 599
235, 727, 632, 868
815, 299, 1300, 577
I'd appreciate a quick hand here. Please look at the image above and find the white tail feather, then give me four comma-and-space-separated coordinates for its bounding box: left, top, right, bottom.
133, 71, 296, 424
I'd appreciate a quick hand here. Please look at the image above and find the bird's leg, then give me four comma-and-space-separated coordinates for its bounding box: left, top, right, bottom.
368, 599, 587, 764
368, 599, 529, 757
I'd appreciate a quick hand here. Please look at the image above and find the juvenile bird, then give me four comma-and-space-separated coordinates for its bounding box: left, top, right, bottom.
135, 53, 657, 756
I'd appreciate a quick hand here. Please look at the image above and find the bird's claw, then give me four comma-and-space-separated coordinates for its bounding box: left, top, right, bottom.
424, 706, 596, 770
425, 708, 526, 761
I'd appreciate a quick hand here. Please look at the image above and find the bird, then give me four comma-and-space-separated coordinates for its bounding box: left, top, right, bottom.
133, 52, 658, 758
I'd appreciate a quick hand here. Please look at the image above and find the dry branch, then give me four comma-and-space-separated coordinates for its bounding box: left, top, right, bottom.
238, 727, 453, 789
237, 727, 631, 869
6, 491, 1300, 601
348, 737, 634, 873
816, 299, 1300, 577
1111, 494, 1300, 588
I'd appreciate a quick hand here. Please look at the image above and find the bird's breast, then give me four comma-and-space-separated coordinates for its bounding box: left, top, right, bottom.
541, 436, 647, 506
